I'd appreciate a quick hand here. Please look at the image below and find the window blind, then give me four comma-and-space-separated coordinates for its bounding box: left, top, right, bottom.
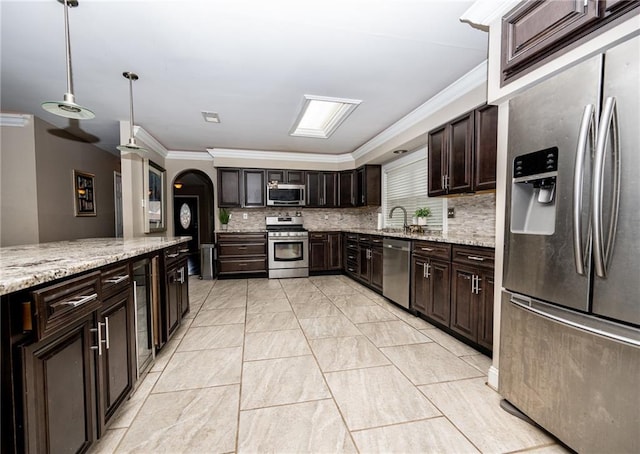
384, 156, 444, 230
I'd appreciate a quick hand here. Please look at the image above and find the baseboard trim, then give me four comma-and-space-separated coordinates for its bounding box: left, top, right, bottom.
488, 365, 499, 390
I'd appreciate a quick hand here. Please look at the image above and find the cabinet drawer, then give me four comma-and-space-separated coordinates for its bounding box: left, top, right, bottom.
358, 235, 371, 244
370, 236, 384, 247
164, 244, 189, 263
452, 245, 495, 269
218, 233, 267, 243
218, 258, 266, 274
32, 271, 101, 341
412, 241, 451, 260
345, 258, 358, 274
344, 233, 358, 241
101, 263, 130, 299
309, 232, 328, 241
219, 242, 266, 257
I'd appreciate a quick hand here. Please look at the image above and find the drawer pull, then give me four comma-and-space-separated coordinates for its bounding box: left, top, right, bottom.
105, 275, 128, 284
179, 248, 189, 253
467, 255, 485, 262
51, 293, 98, 309
421, 247, 434, 252
167, 253, 180, 258
237, 246, 247, 250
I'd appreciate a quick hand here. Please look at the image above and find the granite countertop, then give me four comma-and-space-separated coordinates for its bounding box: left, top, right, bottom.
0, 237, 190, 296
338, 229, 496, 249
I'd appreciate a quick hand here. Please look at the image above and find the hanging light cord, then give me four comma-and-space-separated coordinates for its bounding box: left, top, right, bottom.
128, 74, 136, 140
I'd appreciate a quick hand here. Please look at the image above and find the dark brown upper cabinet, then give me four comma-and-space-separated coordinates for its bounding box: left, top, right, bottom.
243, 169, 266, 207
474, 105, 498, 191
338, 170, 356, 207
356, 165, 382, 207
501, 0, 639, 83
306, 171, 337, 207
266, 169, 305, 185
217, 168, 241, 207
427, 105, 497, 197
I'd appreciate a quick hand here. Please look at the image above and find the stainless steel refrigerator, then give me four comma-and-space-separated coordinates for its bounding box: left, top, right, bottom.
501, 34, 640, 453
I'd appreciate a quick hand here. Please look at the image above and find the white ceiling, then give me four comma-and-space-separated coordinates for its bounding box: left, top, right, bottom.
0, 0, 487, 157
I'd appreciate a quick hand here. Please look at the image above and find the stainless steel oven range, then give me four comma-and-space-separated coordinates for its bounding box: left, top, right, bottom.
266, 216, 309, 279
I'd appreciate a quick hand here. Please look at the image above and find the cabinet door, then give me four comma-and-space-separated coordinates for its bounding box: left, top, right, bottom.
166, 266, 180, 338
98, 291, 134, 432
327, 233, 342, 270
266, 169, 285, 183
427, 259, 451, 326
411, 257, 429, 314
370, 247, 383, 292
474, 105, 498, 191
502, 0, 601, 73
306, 172, 322, 207
428, 126, 447, 196
339, 170, 355, 207
218, 168, 241, 207
355, 167, 366, 206
243, 169, 265, 207
22, 314, 97, 453
358, 165, 381, 207
323, 172, 338, 207
448, 112, 474, 194
287, 170, 306, 185
450, 264, 477, 341
358, 247, 370, 282
477, 271, 494, 351
309, 238, 327, 272
178, 260, 189, 318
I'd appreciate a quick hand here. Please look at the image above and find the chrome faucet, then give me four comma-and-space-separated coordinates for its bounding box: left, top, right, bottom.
389, 206, 408, 232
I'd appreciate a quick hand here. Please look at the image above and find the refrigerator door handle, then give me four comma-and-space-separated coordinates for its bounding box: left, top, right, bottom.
592, 97, 621, 278
573, 104, 595, 276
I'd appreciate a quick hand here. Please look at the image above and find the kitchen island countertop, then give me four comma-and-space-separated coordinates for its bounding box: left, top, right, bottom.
0, 236, 190, 296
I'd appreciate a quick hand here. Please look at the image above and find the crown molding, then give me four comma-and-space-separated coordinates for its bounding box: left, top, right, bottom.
352, 60, 488, 161
132, 124, 168, 158
460, 0, 520, 29
166, 150, 213, 161
0, 113, 31, 127
382, 146, 426, 172
208, 148, 355, 165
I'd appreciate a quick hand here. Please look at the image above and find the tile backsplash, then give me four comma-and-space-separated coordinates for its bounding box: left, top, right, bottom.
445, 192, 496, 237
224, 207, 380, 231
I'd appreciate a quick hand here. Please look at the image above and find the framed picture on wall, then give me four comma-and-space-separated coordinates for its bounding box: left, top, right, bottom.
73, 170, 96, 217
143, 159, 166, 232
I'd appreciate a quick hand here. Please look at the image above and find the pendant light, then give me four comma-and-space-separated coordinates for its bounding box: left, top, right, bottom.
117, 72, 149, 153
42, 0, 95, 120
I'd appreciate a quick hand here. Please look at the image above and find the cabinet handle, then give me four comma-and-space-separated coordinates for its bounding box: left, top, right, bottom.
178, 267, 185, 284
467, 255, 485, 262
348, 255, 355, 260
421, 247, 434, 252
348, 267, 355, 272
179, 248, 189, 253
475, 276, 482, 294
470, 275, 476, 294
91, 321, 104, 356
167, 253, 180, 258
104, 316, 110, 349
237, 246, 247, 250
105, 275, 128, 284
51, 293, 98, 309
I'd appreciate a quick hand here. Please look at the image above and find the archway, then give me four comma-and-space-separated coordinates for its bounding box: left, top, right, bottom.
172, 169, 215, 277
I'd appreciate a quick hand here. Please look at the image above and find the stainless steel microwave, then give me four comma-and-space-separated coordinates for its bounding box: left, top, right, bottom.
266, 184, 305, 206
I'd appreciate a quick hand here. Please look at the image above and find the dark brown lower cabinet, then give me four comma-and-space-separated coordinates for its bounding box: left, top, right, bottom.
449, 246, 495, 351
217, 233, 267, 276
22, 313, 98, 453
412, 256, 451, 326
370, 246, 383, 292
164, 258, 188, 340
353, 235, 383, 292
98, 289, 135, 433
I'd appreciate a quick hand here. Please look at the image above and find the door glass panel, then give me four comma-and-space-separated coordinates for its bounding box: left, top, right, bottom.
179, 203, 191, 229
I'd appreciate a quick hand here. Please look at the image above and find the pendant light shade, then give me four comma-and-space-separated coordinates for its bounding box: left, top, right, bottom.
117, 72, 149, 153
42, 0, 94, 120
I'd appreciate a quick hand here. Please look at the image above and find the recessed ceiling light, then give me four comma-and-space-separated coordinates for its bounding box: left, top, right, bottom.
393, 149, 408, 154
290, 95, 361, 139
202, 111, 220, 123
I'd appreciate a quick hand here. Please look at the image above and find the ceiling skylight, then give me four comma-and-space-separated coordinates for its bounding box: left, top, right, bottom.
290, 95, 361, 139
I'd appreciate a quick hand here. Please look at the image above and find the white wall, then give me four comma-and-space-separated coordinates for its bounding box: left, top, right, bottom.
1, 115, 39, 246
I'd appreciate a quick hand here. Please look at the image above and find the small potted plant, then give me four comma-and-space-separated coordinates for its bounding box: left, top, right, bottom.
414, 207, 431, 226
219, 208, 231, 231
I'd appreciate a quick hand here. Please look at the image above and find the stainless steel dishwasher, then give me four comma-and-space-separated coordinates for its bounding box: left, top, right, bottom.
383, 238, 411, 309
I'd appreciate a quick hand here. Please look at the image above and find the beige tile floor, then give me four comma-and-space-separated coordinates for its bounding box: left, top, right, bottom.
90, 275, 568, 454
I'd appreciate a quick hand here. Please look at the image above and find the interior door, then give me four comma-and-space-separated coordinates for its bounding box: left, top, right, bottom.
174, 196, 199, 275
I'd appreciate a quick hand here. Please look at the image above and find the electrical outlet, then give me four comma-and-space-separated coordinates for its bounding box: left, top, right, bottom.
242, 213, 248, 220
324, 215, 329, 220
448, 207, 455, 218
